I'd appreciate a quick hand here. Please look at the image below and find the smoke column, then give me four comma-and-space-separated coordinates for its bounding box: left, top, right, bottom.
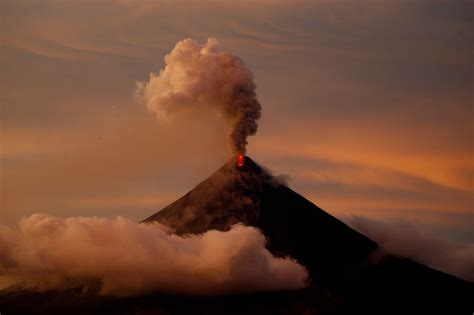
136, 38, 261, 155
0, 214, 307, 296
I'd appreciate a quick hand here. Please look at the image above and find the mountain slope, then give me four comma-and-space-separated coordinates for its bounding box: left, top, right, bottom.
143, 156, 378, 285
143, 156, 473, 313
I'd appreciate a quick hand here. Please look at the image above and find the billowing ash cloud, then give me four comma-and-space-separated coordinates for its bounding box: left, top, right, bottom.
0, 214, 307, 296
344, 215, 474, 282
136, 38, 261, 155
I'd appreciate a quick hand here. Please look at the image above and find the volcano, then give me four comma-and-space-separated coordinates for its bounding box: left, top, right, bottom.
143, 156, 472, 314
143, 156, 378, 286
1, 157, 471, 315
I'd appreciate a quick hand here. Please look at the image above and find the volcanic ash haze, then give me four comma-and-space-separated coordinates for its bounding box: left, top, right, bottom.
136, 38, 261, 155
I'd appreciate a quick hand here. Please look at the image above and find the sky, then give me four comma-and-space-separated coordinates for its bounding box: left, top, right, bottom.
1, 0, 473, 245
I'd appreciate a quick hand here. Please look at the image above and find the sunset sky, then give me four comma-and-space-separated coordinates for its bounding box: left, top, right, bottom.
1, 0, 473, 244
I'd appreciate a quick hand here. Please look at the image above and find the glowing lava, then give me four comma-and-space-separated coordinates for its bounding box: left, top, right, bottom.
237, 154, 245, 167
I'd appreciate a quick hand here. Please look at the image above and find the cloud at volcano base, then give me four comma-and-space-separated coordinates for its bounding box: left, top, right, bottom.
0, 214, 307, 296
136, 38, 261, 155
345, 215, 474, 282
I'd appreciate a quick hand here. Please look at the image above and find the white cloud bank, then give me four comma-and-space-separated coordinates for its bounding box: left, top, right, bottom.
0, 214, 307, 296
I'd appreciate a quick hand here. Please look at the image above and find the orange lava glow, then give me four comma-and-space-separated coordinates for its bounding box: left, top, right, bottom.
237, 154, 245, 167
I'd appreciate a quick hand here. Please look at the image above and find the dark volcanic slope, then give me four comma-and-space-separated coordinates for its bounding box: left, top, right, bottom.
144, 156, 473, 313
143, 156, 378, 285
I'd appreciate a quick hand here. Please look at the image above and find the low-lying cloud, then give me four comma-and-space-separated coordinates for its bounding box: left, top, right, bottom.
344, 215, 474, 282
0, 214, 307, 296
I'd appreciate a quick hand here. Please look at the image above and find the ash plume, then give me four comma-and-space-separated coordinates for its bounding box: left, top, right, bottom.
0, 214, 307, 296
136, 38, 261, 155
